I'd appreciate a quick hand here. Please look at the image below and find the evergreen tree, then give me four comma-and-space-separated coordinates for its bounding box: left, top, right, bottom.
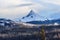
40, 26, 45, 40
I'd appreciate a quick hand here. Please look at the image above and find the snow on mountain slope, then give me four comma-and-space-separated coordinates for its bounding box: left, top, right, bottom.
0, 18, 15, 27
20, 10, 46, 22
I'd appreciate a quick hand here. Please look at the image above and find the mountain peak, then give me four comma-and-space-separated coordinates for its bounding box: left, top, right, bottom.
20, 10, 46, 22
26, 10, 36, 17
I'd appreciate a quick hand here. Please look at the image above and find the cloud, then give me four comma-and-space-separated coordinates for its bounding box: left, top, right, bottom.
7, 3, 33, 8
0, 0, 32, 20
30, 0, 60, 5
0, 0, 32, 8
43, 0, 60, 5
0, 7, 30, 20
38, 2, 60, 16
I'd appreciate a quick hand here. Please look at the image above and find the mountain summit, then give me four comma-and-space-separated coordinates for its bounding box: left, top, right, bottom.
20, 10, 46, 22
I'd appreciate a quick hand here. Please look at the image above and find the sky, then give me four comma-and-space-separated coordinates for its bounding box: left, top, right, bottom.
0, 0, 60, 20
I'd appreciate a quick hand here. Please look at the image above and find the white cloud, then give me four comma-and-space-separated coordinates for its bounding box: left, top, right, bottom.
0, 0, 33, 20
48, 0, 60, 5
0, 7, 30, 20
40, 0, 60, 5
0, 0, 32, 8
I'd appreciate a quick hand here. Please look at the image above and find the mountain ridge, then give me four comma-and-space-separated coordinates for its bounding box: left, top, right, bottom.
20, 10, 46, 22
26, 19, 60, 24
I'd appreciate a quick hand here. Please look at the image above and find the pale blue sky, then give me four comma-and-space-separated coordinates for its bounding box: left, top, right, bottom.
0, 0, 60, 20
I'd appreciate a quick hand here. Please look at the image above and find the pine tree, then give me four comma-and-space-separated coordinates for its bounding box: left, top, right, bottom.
40, 26, 45, 40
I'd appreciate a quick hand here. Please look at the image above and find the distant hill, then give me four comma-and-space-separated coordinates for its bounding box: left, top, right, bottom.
0, 18, 15, 27
26, 19, 60, 24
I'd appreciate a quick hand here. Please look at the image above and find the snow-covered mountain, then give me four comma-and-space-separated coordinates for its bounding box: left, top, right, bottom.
19, 10, 60, 24
0, 18, 15, 27
20, 10, 46, 22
